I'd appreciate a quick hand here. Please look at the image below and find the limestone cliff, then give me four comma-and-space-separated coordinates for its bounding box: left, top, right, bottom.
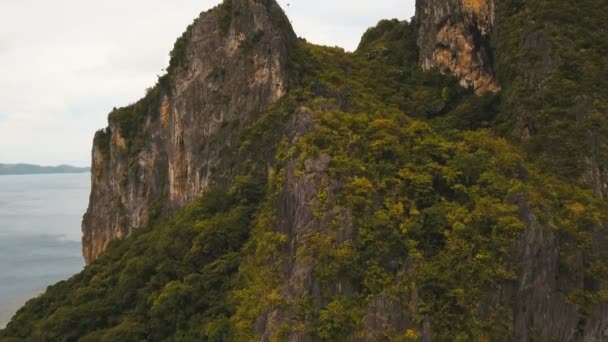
415, 0, 500, 95
3, 0, 608, 341
83, 0, 295, 263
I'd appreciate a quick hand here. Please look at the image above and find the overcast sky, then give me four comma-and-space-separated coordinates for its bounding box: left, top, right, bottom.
0, 0, 415, 166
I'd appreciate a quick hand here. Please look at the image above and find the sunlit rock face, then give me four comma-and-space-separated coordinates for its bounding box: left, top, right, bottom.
82, 0, 295, 264
415, 0, 500, 95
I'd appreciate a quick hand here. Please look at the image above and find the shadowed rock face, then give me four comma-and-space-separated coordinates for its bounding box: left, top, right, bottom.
504, 195, 608, 342
82, 0, 295, 264
415, 0, 500, 95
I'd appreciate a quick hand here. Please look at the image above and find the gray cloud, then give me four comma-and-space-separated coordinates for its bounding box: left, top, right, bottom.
0, 0, 415, 166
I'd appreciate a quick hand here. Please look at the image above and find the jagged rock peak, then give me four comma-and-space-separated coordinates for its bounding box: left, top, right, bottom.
415, 0, 500, 95
82, 0, 295, 264
215, 0, 296, 41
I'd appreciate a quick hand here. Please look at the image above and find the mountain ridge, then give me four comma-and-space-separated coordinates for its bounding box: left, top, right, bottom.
0, 163, 90, 176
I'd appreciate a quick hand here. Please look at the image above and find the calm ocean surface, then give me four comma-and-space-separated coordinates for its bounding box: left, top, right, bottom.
0, 173, 89, 328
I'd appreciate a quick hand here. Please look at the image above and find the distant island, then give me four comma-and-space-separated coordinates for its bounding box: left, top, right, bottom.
0, 163, 90, 176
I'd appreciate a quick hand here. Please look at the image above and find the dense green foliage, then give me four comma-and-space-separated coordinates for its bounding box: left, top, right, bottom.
2, 176, 265, 341
277, 109, 606, 339
229, 22, 608, 340
495, 0, 608, 180
3, 3, 608, 342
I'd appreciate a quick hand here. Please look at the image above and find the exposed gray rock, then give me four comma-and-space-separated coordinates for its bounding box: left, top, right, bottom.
82, 0, 295, 263
304, 153, 331, 173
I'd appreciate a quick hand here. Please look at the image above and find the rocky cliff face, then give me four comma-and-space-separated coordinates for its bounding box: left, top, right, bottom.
415, 0, 500, 95
3, 0, 608, 340
83, 0, 295, 263
503, 197, 608, 342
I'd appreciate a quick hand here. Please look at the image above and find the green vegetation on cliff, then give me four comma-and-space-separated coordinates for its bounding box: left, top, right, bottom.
2, 1, 608, 341
495, 0, 608, 184
2, 176, 265, 341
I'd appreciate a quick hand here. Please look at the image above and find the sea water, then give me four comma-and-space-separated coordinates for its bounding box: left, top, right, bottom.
0, 173, 89, 328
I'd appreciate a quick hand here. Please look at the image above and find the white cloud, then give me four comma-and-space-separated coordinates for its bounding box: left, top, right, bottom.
0, 0, 415, 166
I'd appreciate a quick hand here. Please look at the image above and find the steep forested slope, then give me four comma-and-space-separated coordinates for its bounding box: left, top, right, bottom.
494, 0, 608, 196
2, 0, 608, 341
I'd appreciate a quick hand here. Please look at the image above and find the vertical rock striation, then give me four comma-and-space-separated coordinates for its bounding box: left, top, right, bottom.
504, 196, 608, 342
82, 0, 295, 263
415, 0, 500, 95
